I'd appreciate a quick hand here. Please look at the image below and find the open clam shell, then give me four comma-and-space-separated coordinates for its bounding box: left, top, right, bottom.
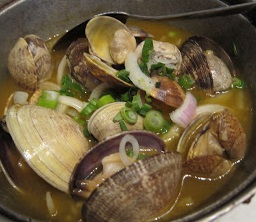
86, 16, 136, 65
5, 104, 89, 193
177, 105, 246, 178
179, 36, 234, 93
70, 130, 182, 222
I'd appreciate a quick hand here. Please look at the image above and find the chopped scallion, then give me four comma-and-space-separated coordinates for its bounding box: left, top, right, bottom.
132, 94, 143, 112
178, 74, 195, 90
80, 98, 98, 117
113, 112, 123, 123
231, 77, 246, 89
37, 90, 59, 109
138, 103, 152, 116
116, 70, 132, 83
120, 107, 138, 124
119, 120, 128, 131
143, 110, 166, 133
96, 94, 115, 108
142, 38, 153, 63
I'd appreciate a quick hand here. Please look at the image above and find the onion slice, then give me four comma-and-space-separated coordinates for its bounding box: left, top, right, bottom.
125, 52, 155, 94
57, 55, 67, 85
13, 91, 29, 105
119, 134, 140, 166
89, 82, 111, 100
169, 92, 197, 128
46, 191, 57, 216
58, 95, 87, 113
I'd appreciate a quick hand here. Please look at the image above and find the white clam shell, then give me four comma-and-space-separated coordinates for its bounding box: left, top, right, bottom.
88, 102, 144, 141
6, 105, 89, 193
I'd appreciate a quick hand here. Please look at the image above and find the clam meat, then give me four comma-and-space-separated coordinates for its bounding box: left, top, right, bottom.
86, 16, 136, 65
178, 106, 246, 178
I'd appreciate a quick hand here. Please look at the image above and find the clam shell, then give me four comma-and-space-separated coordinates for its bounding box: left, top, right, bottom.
84, 52, 132, 88
179, 36, 234, 93
86, 16, 136, 65
70, 130, 181, 222
5, 105, 89, 193
88, 102, 143, 141
8, 34, 53, 92
178, 106, 246, 178
82, 152, 182, 222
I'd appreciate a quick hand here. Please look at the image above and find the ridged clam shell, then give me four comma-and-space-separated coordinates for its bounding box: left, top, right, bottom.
88, 102, 144, 141
5, 105, 89, 193
82, 152, 182, 222
8, 34, 53, 92
179, 36, 234, 93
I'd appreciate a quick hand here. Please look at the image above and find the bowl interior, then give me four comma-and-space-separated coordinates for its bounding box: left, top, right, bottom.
0, 0, 256, 221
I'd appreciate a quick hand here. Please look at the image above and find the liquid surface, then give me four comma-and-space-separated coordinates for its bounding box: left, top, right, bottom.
0, 19, 253, 221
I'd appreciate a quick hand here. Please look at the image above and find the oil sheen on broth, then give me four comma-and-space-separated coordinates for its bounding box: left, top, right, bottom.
0, 19, 253, 222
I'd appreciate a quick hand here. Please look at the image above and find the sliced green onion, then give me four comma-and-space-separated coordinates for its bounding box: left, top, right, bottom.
80, 98, 98, 117
83, 126, 91, 138
96, 94, 115, 108
116, 70, 132, 83
143, 110, 166, 133
231, 77, 246, 89
120, 107, 138, 124
73, 115, 86, 126
37, 90, 59, 109
139, 62, 149, 75
113, 112, 123, 123
150, 62, 175, 80
119, 120, 128, 131
60, 75, 85, 98
132, 94, 143, 112
142, 38, 153, 63
138, 103, 152, 116
178, 74, 195, 90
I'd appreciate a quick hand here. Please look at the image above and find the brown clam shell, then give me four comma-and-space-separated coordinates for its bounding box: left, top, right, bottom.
70, 130, 182, 222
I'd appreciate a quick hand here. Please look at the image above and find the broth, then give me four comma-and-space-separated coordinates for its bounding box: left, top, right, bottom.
0, 19, 253, 222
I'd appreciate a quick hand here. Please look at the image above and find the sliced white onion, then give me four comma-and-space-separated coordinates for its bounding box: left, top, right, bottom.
58, 95, 87, 113
46, 191, 57, 216
125, 52, 155, 94
57, 55, 67, 85
13, 91, 29, 105
89, 82, 111, 100
119, 134, 140, 166
169, 92, 197, 128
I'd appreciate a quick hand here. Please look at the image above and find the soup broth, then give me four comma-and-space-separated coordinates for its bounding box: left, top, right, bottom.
0, 18, 253, 222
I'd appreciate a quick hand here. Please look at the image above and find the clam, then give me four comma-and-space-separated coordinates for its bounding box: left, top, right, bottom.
84, 52, 132, 88
177, 106, 246, 178
5, 104, 89, 193
66, 38, 101, 90
179, 36, 234, 93
70, 130, 182, 222
88, 102, 144, 141
86, 16, 136, 65
125, 39, 186, 108
8, 34, 53, 92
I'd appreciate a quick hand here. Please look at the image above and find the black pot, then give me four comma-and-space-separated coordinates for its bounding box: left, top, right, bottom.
0, 0, 256, 221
